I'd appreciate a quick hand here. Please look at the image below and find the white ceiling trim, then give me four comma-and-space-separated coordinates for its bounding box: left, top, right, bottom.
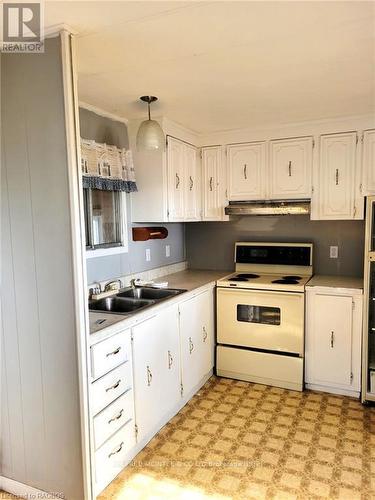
78, 101, 129, 125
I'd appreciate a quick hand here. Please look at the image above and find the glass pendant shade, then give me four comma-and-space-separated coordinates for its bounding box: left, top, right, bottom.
136, 119, 165, 152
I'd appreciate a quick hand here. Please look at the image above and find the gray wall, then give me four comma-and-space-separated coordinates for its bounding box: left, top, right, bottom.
186, 216, 365, 277
1, 37, 84, 499
80, 108, 185, 284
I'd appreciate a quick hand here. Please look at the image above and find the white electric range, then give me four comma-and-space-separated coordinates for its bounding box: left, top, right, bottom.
216, 242, 313, 392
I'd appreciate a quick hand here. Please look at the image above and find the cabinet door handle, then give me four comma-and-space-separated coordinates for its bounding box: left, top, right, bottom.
189, 176, 193, 191
108, 408, 124, 424
176, 173, 180, 189
243, 164, 247, 180
106, 346, 121, 357
330, 331, 334, 348
108, 441, 124, 458
168, 350, 173, 369
189, 337, 194, 354
288, 161, 292, 177
202, 326, 208, 342
105, 379, 121, 392
335, 169, 339, 185
147, 365, 153, 386
209, 176, 213, 191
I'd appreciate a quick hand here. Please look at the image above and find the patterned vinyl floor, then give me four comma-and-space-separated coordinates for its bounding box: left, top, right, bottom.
100, 376, 375, 500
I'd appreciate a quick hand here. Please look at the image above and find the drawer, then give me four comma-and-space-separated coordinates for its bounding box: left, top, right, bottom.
91, 330, 131, 380
95, 421, 136, 491
91, 362, 132, 416
94, 390, 135, 450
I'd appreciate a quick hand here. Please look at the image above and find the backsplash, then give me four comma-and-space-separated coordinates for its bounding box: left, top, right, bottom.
87, 261, 188, 293
79, 107, 186, 284
186, 215, 365, 278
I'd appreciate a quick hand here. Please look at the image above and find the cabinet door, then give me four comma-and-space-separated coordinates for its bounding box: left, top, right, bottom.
167, 137, 185, 221
132, 306, 180, 442
202, 146, 222, 221
199, 288, 215, 372
228, 142, 266, 200
363, 130, 375, 195
319, 132, 357, 219
184, 143, 200, 221
308, 294, 353, 387
269, 137, 313, 199
179, 290, 214, 396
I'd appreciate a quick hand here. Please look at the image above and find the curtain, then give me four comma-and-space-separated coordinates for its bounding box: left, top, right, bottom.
80, 139, 137, 192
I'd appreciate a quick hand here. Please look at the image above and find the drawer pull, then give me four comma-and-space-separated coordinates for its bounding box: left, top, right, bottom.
330, 331, 334, 348
202, 326, 208, 342
335, 169, 339, 185
209, 176, 213, 191
108, 409, 124, 424
105, 379, 121, 392
147, 366, 153, 386
189, 337, 194, 354
168, 350, 173, 369
106, 346, 121, 357
288, 161, 292, 177
243, 164, 247, 180
108, 441, 124, 458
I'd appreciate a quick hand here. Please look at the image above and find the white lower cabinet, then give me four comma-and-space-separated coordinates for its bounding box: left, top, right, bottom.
91, 288, 216, 496
132, 305, 181, 443
95, 420, 136, 492
305, 286, 363, 396
90, 329, 136, 495
179, 289, 214, 396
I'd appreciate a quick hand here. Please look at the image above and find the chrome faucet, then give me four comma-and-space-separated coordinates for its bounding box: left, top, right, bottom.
104, 279, 122, 292
130, 278, 137, 289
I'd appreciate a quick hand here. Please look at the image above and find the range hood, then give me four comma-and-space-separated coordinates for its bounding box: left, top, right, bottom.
225, 200, 310, 216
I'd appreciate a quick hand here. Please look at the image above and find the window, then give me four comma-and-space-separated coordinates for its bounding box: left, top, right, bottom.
84, 188, 128, 255
237, 305, 281, 325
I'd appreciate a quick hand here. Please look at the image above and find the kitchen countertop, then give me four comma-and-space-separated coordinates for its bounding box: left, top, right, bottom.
89, 269, 230, 338
306, 275, 363, 291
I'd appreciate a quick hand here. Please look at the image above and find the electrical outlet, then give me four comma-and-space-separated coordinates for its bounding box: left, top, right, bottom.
146, 248, 151, 262
165, 245, 171, 258
330, 246, 339, 259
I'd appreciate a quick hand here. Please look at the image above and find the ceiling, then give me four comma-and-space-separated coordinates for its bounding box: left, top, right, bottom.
45, 1, 375, 134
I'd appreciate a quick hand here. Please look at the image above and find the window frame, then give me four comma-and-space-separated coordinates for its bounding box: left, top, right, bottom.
84, 189, 129, 258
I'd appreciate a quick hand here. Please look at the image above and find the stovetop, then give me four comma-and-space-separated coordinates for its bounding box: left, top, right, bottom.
217, 272, 312, 292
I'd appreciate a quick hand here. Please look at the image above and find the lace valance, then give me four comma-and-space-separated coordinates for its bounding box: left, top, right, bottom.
80, 139, 137, 192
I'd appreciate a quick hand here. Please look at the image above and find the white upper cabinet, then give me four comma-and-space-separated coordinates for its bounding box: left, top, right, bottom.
269, 136, 313, 199
184, 143, 201, 221
316, 132, 361, 220
167, 137, 186, 221
167, 137, 201, 222
227, 142, 266, 200
201, 146, 226, 220
363, 129, 375, 195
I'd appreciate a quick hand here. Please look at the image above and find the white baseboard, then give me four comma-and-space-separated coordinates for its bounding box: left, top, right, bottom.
305, 383, 360, 398
0, 476, 62, 499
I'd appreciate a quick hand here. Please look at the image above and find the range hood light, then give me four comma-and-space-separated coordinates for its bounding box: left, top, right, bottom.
225, 200, 311, 216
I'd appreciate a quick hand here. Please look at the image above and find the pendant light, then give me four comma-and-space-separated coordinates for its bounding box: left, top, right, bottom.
136, 96, 165, 152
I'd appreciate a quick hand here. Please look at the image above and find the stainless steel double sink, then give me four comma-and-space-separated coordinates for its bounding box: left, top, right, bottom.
89, 287, 186, 315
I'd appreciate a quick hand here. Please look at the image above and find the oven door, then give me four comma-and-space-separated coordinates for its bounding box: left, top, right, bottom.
217, 288, 304, 355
